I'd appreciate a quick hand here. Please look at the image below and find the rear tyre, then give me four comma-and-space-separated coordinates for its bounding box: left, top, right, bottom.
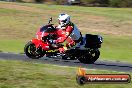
78, 49, 100, 64
24, 41, 44, 59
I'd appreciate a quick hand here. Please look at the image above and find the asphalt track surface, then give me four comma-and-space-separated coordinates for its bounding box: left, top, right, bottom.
0, 52, 132, 72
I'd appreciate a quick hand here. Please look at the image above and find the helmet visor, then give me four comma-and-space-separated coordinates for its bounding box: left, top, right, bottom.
60, 19, 67, 23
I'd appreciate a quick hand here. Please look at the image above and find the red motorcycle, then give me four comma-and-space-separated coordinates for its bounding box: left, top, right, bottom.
24, 18, 103, 64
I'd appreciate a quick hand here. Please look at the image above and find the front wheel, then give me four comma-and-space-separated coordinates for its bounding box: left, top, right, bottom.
24, 41, 44, 59
78, 49, 100, 64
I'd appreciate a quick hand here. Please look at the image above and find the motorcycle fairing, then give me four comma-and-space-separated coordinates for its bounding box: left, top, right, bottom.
31, 39, 50, 51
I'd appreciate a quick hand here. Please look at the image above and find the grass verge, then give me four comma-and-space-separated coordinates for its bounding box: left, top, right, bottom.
0, 39, 25, 53
100, 35, 132, 62
0, 60, 131, 88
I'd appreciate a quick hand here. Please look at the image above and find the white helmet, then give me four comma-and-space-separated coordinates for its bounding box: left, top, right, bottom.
58, 13, 70, 27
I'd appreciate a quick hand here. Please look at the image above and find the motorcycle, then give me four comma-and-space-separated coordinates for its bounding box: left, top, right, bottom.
24, 18, 103, 64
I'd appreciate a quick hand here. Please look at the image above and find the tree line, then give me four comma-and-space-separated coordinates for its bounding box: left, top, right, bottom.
1, 0, 132, 7
81, 0, 132, 7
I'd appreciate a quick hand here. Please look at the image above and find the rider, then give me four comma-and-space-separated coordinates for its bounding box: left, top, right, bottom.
53, 13, 82, 53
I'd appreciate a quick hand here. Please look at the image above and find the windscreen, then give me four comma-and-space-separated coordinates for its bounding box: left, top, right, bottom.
40, 25, 55, 32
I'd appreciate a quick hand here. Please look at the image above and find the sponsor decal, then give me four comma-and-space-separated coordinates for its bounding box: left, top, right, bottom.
76, 67, 131, 85
46, 49, 58, 52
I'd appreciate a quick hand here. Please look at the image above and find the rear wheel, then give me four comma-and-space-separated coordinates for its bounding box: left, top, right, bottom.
78, 49, 100, 64
24, 41, 44, 59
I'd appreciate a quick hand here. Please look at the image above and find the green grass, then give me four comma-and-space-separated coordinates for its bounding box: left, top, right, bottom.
0, 1, 132, 63
100, 35, 132, 62
0, 60, 131, 88
0, 8, 22, 14
17, 2, 132, 21
0, 39, 25, 53
1, 1, 132, 21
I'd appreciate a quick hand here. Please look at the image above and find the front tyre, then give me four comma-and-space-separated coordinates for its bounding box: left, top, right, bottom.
24, 41, 44, 59
78, 49, 100, 64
